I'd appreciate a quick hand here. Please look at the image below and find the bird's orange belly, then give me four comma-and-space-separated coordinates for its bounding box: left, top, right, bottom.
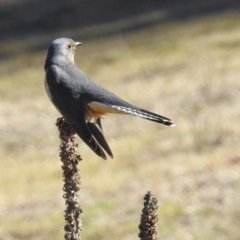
85, 101, 127, 120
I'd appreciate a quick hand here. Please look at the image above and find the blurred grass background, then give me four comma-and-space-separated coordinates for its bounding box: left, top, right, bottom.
0, 1, 240, 239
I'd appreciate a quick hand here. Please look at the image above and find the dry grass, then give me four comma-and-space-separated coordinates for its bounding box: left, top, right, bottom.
1, 12, 240, 240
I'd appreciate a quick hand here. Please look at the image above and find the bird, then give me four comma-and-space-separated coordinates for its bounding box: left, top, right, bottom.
44, 38, 175, 160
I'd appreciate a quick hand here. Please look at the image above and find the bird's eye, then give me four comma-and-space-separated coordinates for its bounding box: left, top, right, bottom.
67, 44, 72, 49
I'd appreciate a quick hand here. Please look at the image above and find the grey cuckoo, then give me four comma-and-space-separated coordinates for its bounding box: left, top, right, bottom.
45, 38, 175, 160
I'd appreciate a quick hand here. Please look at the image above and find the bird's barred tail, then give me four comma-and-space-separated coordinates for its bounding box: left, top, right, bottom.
111, 105, 176, 127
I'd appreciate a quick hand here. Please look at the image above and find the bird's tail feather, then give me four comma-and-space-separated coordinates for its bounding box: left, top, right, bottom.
111, 105, 175, 126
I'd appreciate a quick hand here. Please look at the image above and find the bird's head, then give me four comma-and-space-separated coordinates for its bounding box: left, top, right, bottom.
47, 38, 82, 64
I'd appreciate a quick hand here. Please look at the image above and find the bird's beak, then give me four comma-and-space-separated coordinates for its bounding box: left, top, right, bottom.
75, 42, 82, 46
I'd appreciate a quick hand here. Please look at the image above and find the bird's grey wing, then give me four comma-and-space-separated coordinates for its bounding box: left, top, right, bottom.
46, 64, 88, 122
72, 120, 108, 160
46, 65, 109, 159
79, 73, 175, 126
87, 120, 113, 158
96, 118, 103, 131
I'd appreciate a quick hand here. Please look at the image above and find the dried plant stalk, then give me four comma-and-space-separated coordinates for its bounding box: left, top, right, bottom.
56, 117, 83, 240
138, 191, 159, 240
